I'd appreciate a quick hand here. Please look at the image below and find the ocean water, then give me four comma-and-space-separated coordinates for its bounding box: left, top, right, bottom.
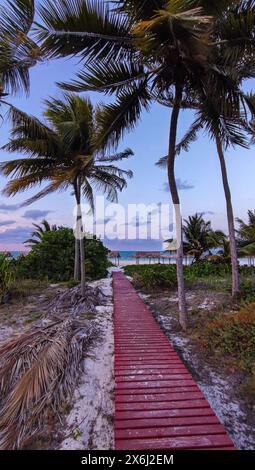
1, 250, 253, 266
0, 251, 27, 259
109, 250, 254, 266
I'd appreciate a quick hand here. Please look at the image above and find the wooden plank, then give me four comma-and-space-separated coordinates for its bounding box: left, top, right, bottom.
116, 392, 203, 403
115, 415, 219, 429
116, 424, 226, 440
116, 374, 192, 382
116, 399, 210, 411
116, 386, 199, 395
115, 408, 214, 420
116, 379, 196, 389
115, 434, 234, 450
115, 368, 188, 376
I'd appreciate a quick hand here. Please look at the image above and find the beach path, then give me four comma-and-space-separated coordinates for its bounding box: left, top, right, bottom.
113, 271, 235, 450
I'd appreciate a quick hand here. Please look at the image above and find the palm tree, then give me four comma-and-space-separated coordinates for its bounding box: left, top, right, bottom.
183, 213, 220, 263
0, 0, 41, 102
0, 94, 133, 295
156, 111, 246, 297
155, 2, 255, 298
236, 210, 255, 259
24, 219, 57, 246
35, 0, 255, 328
35, 0, 219, 329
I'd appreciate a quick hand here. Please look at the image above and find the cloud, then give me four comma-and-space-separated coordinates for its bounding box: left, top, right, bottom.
23, 209, 53, 220
163, 179, 194, 192
0, 226, 32, 243
0, 203, 20, 212
203, 211, 215, 216
0, 220, 16, 227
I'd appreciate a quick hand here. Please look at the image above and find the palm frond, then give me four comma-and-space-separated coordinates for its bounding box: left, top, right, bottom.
0, 319, 91, 450
95, 80, 150, 150
175, 118, 203, 155
156, 117, 203, 167
218, 2, 255, 65
58, 60, 146, 94
0, 0, 35, 36
0, 1, 41, 95
7, 105, 57, 142
82, 178, 95, 212
36, 0, 132, 62
96, 147, 134, 162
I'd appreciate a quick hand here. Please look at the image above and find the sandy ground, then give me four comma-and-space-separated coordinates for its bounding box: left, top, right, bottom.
0, 277, 115, 450
60, 278, 114, 450
140, 288, 255, 450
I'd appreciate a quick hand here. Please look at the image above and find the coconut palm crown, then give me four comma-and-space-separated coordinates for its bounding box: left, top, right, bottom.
0, 0, 41, 100
0, 93, 133, 294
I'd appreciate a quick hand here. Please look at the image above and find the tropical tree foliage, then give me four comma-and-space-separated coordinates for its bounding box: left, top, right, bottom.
24, 219, 57, 246
183, 213, 225, 262
16, 227, 109, 282
237, 210, 255, 257
34, 0, 255, 328
0, 0, 41, 101
0, 93, 133, 295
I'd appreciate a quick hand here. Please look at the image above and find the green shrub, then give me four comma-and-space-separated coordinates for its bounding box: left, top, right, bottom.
125, 261, 255, 293
187, 260, 232, 279
15, 228, 109, 282
84, 237, 110, 280
125, 264, 177, 290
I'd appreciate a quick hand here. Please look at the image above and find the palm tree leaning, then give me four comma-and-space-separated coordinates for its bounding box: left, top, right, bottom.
0, 0, 41, 104
0, 93, 133, 296
36, 0, 255, 328
156, 1, 255, 298
156, 106, 248, 298
24, 219, 57, 247
36, 0, 220, 329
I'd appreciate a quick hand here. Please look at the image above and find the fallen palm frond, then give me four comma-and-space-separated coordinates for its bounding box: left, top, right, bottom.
0, 319, 93, 449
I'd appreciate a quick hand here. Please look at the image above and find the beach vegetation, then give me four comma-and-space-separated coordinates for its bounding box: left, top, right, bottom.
14, 227, 109, 282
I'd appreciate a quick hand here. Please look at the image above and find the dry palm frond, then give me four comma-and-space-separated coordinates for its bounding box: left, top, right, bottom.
0, 319, 92, 449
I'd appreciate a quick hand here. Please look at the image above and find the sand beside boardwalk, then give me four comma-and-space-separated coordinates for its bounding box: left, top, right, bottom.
60, 277, 114, 450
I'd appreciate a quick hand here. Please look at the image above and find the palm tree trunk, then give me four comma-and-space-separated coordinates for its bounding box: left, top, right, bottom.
74, 238, 81, 281
216, 137, 240, 298
167, 84, 188, 330
74, 178, 86, 296
73, 182, 81, 281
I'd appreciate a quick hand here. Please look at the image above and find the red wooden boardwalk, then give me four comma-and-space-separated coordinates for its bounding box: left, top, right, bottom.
113, 272, 235, 450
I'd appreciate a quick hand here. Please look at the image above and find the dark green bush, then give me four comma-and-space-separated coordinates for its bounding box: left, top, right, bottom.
187, 260, 232, 279
125, 261, 255, 292
15, 228, 109, 282
125, 264, 177, 290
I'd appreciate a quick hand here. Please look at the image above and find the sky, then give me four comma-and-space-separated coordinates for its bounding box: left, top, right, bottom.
0, 2, 255, 251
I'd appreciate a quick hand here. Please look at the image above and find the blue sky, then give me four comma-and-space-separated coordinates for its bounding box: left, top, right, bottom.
0, 3, 255, 250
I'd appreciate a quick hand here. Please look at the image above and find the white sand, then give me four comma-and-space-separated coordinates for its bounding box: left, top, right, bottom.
60, 277, 114, 450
